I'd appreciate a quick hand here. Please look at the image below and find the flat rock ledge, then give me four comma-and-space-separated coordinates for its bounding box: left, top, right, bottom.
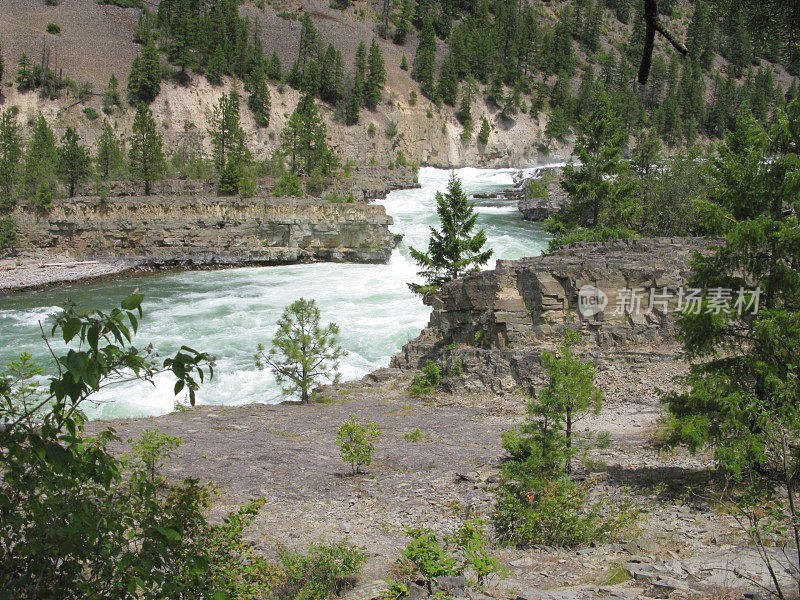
2, 196, 401, 293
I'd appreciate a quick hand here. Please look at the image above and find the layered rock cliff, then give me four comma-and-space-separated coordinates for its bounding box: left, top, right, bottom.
391, 238, 712, 393
12, 196, 400, 266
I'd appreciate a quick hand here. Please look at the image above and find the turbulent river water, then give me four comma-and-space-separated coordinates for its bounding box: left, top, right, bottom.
0, 167, 554, 419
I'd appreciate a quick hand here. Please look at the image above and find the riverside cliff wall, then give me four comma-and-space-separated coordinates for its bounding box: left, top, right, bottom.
12, 196, 400, 266
391, 238, 712, 393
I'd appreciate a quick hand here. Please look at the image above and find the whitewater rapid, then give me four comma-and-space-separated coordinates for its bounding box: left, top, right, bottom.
0, 167, 553, 419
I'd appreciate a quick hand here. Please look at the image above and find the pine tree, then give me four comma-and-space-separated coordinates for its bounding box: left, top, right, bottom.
209, 90, 250, 194
546, 93, 638, 246
56, 127, 91, 198
96, 120, 124, 180
400, 54, 409, 71
686, 0, 715, 70
436, 53, 459, 106
165, 0, 197, 78
102, 74, 121, 114
206, 45, 226, 85
575, 65, 596, 117
0, 108, 22, 206
129, 103, 164, 196
345, 84, 362, 126
319, 44, 344, 104
281, 94, 334, 175
245, 64, 271, 127
408, 172, 493, 296
363, 40, 386, 109
457, 76, 478, 127
665, 102, 800, 481
393, 0, 412, 44
20, 115, 57, 198
296, 13, 320, 84
412, 15, 436, 99
266, 50, 282, 81
127, 38, 161, 104
477, 116, 490, 146
16, 54, 34, 92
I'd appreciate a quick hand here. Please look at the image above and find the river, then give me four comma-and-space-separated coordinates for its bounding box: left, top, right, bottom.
0, 167, 554, 419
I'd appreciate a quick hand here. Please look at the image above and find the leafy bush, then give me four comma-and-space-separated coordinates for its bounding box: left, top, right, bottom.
403, 520, 502, 588
403, 526, 457, 581
274, 540, 366, 600
0, 218, 17, 252
0, 295, 220, 599
306, 166, 327, 196
32, 181, 53, 210
46, 23, 61, 35
408, 360, 442, 396
336, 414, 380, 474
83, 107, 99, 120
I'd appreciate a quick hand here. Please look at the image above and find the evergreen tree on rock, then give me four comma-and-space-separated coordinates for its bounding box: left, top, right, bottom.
408, 172, 493, 296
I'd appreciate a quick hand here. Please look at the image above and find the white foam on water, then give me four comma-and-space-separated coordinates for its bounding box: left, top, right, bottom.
0, 167, 556, 419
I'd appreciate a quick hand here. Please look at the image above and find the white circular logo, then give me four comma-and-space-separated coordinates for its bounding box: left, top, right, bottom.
578, 285, 608, 317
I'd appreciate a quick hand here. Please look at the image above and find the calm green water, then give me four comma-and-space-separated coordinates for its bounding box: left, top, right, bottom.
0, 167, 554, 419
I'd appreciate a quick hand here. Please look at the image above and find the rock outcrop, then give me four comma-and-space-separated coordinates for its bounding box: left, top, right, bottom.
517, 167, 569, 222
391, 238, 712, 393
12, 196, 400, 266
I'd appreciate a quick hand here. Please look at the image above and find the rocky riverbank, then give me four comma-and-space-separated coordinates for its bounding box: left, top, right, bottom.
391, 237, 712, 393
74, 236, 779, 600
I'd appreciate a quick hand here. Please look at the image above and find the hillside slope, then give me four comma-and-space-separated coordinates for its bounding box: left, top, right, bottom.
0, 0, 794, 168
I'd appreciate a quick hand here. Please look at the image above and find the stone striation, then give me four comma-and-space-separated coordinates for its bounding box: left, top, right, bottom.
76, 165, 419, 203
391, 238, 713, 393
12, 196, 400, 266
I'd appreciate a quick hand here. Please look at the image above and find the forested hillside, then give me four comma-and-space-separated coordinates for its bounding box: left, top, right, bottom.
0, 0, 796, 172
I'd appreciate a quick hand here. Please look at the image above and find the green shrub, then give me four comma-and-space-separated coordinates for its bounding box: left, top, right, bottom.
403, 520, 502, 587
275, 540, 366, 600
306, 166, 327, 196
336, 414, 380, 474
448, 357, 464, 376
367, 122, 376, 137
239, 174, 257, 198
385, 121, 398, 138
33, 181, 53, 210
409, 91, 417, 106
409, 361, 442, 396
402, 428, 424, 442
46, 23, 61, 35
492, 478, 630, 548
0, 218, 17, 252
125, 428, 182, 486
273, 171, 303, 197
403, 526, 457, 581
83, 107, 99, 120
